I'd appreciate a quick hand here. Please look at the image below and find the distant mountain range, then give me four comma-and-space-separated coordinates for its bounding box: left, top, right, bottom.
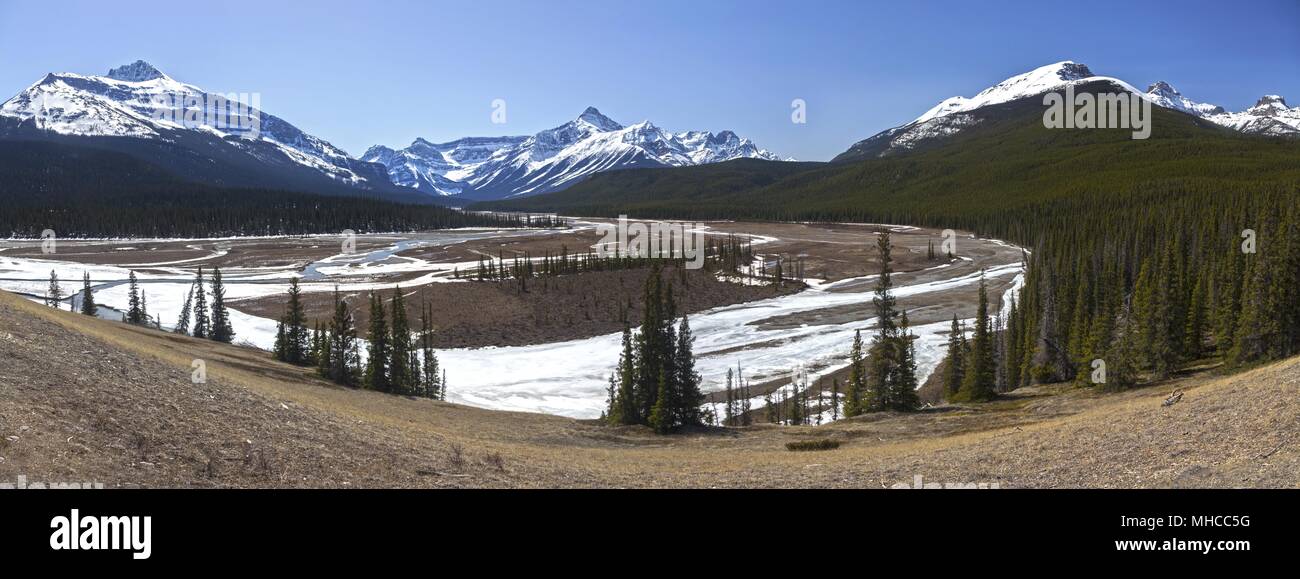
1, 59, 1294, 207
361, 107, 786, 200
0, 61, 786, 203
476, 59, 1298, 223
835, 61, 1299, 162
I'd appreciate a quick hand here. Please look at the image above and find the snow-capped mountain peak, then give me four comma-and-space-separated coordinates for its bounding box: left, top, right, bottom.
1140, 83, 1300, 137
838, 60, 1299, 162
1, 61, 390, 189
1206, 94, 1300, 136
1144, 81, 1225, 116
576, 106, 623, 131
364, 107, 787, 199
914, 61, 1129, 124
106, 60, 168, 83
1249, 95, 1289, 114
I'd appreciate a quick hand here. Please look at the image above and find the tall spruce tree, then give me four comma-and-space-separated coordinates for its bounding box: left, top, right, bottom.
79, 271, 97, 317
174, 285, 192, 334
191, 268, 210, 339
46, 270, 63, 308
942, 314, 965, 399
955, 273, 996, 401
673, 314, 704, 427
891, 310, 920, 411
843, 330, 865, 417
363, 292, 392, 392
419, 299, 441, 399
209, 267, 234, 343
388, 287, 414, 395
724, 368, 736, 426
327, 287, 358, 386
864, 229, 900, 412
125, 271, 144, 324
280, 278, 308, 364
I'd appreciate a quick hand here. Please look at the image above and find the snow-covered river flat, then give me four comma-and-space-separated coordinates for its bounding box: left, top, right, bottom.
0, 223, 1025, 419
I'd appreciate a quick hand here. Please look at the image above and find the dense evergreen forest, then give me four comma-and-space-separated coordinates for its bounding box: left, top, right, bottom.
483, 98, 1300, 392
0, 140, 531, 237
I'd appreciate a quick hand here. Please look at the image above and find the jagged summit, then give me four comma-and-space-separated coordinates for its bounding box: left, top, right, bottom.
1145, 80, 1226, 116
363, 108, 785, 198
1147, 81, 1179, 96
1253, 95, 1288, 109
105, 60, 166, 83
575, 106, 624, 131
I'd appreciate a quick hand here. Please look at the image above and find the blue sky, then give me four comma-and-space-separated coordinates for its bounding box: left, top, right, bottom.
1, 0, 1296, 161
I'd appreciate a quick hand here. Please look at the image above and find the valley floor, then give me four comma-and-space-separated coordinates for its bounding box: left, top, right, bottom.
2, 289, 1295, 488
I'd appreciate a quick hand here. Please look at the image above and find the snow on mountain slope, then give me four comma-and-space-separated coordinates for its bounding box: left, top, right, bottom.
913, 62, 1145, 125
1144, 81, 1225, 117
1205, 95, 1300, 137
837, 61, 1298, 162
361, 136, 529, 196
839, 62, 1143, 160
364, 107, 787, 199
0, 60, 376, 186
1143, 83, 1300, 136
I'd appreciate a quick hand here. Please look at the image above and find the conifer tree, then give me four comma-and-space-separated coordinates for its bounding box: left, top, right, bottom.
279, 278, 308, 364
634, 266, 667, 419
46, 270, 63, 308
327, 287, 358, 386
891, 310, 920, 411
126, 271, 144, 324
141, 291, 153, 328
80, 271, 97, 317
863, 229, 900, 411
1103, 300, 1141, 391
609, 323, 638, 425
673, 314, 704, 427
364, 292, 391, 392
419, 299, 441, 399
1231, 212, 1287, 364
831, 378, 840, 421
955, 273, 996, 401
740, 376, 752, 426
724, 368, 736, 426
1133, 258, 1174, 378
192, 268, 210, 339
942, 314, 965, 399
843, 330, 865, 417
1031, 264, 1070, 383
209, 267, 234, 343
649, 368, 673, 434
315, 320, 332, 378
273, 321, 287, 360
1183, 274, 1207, 359
389, 287, 414, 395
174, 285, 192, 334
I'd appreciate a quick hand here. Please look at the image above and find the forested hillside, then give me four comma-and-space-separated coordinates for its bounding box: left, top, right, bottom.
0, 140, 528, 238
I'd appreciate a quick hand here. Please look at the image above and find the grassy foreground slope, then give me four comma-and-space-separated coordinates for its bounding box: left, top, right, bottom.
2, 289, 1296, 488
